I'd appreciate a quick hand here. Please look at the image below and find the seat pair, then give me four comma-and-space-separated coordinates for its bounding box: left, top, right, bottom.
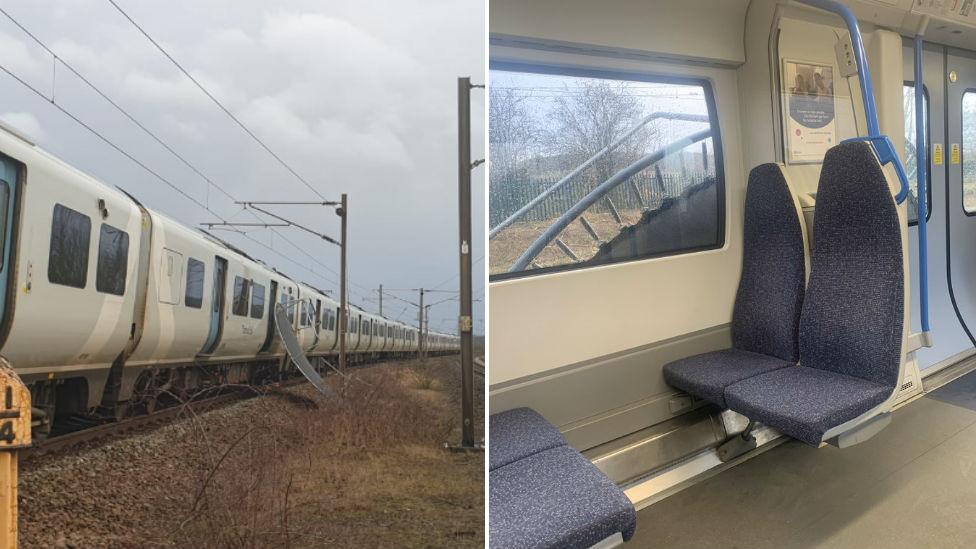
664, 141, 904, 446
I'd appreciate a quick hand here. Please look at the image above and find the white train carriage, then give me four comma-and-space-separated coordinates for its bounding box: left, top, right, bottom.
0, 120, 455, 430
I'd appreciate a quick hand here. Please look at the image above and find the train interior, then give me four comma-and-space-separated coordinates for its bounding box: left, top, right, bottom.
488, 0, 976, 547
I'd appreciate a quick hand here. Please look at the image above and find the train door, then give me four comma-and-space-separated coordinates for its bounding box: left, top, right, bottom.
937, 46, 976, 367
259, 280, 278, 353
311, 298, 321, 350
200, 256, 227, 354
0, 154, 18, 345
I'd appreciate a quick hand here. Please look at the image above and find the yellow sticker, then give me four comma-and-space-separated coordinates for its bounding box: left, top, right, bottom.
952, 143, 962, 165
934, 143, 944, 165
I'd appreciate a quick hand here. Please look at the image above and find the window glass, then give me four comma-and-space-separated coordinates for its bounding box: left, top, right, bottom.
95, 224, 129, 295
0, 180, 9, 271
300, 300, 310, 327
251, 282, 265, 319
48, 204, 91, 288
232, 276, 250, 316
489, 66, 724, 279
964, 91, 976, 214
185, 258, 205, 308
904, 84, 930, 224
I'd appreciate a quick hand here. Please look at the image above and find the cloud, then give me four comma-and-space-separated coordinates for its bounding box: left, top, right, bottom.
0, 111, 45, 141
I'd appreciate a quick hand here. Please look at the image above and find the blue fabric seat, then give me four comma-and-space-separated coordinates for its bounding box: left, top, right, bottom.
663, 349, 792, 408
726, 141, 903, 446
490, 407, 567, 471
662, 163, 806, 406
724, 366, 891, 446
490, 445, 637, 549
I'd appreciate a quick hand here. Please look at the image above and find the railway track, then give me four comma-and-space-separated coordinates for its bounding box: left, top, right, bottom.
26, 379, 305, 460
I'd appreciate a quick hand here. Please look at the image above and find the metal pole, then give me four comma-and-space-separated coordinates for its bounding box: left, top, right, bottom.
458, 76, 475, 448
418, 288, 425, 360
379, 284, 383, 316
424, 304, 431, 360
338, 193, 348, 372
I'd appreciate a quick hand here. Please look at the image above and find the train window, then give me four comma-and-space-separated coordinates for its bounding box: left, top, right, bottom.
300, 300, 310, 327
95, 224, 129, 296
488, 65, 724, 279
904, 83, 931, 224
48, 204, 91, 289
232, 276, 250, 316
185, 258, 205, 308
0, 180, 8, 271
964, 91, 976, 214
250, 282, 265, 319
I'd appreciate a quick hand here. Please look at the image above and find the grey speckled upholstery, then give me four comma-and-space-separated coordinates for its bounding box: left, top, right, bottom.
663, 349, 792, 408
725, 366, 890, 445
662, 164, 804, 406
726, 141, 903, 445
490, 445, 637, 549
490, 407, 567, 471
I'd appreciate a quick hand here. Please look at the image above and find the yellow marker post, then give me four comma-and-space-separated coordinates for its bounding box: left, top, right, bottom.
0, 358, 30, 549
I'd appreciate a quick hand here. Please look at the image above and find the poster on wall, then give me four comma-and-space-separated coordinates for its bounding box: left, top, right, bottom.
782, 59, 836, 164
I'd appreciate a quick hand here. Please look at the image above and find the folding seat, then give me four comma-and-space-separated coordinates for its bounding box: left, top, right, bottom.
489, 407, 638, 549
724, 141, 904, 446
662, 163, 807, 408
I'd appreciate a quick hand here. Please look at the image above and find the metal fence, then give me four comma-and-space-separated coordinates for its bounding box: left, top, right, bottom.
489, 170, 714, 228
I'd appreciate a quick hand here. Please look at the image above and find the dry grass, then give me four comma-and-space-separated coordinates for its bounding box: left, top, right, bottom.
173, 357, 483, 549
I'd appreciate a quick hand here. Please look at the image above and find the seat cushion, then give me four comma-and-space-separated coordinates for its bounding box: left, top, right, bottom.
490, 407, 567, 471
662, 349, 793, 408
490, 445, 637, 549
725, 366, 892, 446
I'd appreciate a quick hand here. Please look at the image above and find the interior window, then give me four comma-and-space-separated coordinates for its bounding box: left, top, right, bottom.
904, 83, 930, 224
232, 276, 250, 316
185, 258, 205, 308
964, 91, 976, 214
48, 204, 91, 289
250, 282, 265, 319
489, 65, 724, 279
95, 224, 129, 295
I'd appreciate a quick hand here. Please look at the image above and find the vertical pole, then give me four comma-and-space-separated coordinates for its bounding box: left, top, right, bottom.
418, 288, 425, 360
424, 304, 431, 360
378, 284, 383, 317
338, 193, 348, 372
458, 76, 475, 448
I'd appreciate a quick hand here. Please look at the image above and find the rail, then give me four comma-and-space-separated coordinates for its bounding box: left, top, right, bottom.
795, 0, 910, 204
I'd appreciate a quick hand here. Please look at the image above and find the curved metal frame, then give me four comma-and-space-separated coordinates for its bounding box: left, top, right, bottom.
509, 128, 713, 272
490, 111, 710, 239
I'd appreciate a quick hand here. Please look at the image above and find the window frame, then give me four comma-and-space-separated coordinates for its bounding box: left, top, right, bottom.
185, 257, 205, 309
962, 88, 976, 217
95, 223, 129, 296
231, 275, 250, 317
250, 282, 265, 319
48, 204, 92, 289
904, 81, 932, 225
487, 61, 727, 282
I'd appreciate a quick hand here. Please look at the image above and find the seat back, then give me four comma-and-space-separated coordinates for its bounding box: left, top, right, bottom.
799, 141, 904, 388
731, 164, 807, 362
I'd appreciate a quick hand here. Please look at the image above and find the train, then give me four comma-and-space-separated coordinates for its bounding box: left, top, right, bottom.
488, 0, 976, 548
0, 120, 458, 435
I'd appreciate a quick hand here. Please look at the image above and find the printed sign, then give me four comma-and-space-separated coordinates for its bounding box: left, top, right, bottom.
953, 143, 962, 164
782, 60, 836, 164
934, 143, 944, 165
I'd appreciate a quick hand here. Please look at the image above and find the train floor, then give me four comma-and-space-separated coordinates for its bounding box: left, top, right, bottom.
632, 367, 976, 549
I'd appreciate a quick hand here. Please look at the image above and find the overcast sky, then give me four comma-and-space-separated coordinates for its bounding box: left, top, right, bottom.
0, 0, 485, 335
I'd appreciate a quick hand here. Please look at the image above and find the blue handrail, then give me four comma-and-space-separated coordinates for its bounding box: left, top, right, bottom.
796, 0, 910, 204
915, 36, 930, 334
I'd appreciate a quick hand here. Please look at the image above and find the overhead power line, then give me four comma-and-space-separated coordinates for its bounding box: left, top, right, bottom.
0, 8, 381, 302
105, 0, 328, 201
